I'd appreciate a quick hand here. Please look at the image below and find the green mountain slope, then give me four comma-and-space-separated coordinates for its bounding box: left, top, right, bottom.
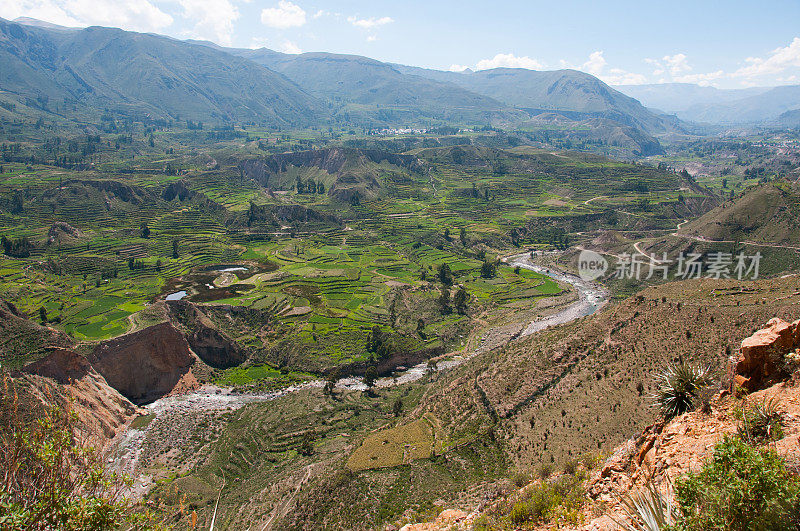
0, 18, 325, 125
224, 48, 523, 126
394, 65, 679, 135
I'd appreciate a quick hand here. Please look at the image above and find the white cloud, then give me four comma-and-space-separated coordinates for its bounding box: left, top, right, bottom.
2, 0, 172, 32
178, 0, 239, 46
732, 37, 800, 79
580, 50, 606, 76
563, 50, 647, 85
261, 1, 306, 29
347, 16, 392, 29
449, 64, 469, 72
313, 9, 327, 19
366, 35, 377, 42
662, 53, 691, 75
673, 70, 724, 86
603, 68, 648, 85
279, 39, 301, 54
475, 53, 543, 70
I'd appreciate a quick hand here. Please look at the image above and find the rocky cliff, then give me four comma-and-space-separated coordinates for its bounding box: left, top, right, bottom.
21, 348, 142, 446
89, 322, 200, 404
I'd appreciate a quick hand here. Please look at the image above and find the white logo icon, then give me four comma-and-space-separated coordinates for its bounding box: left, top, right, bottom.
578, 250, 608, 281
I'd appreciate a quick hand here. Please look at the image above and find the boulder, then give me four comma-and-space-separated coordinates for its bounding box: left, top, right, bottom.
733, 318, 800, 392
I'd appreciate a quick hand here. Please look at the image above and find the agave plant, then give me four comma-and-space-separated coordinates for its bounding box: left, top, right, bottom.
655, 363, 713, 420
614, 476, 678, 531
737, 397, 784, 444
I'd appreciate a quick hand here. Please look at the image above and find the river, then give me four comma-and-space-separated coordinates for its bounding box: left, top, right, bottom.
110, 252, 608, 485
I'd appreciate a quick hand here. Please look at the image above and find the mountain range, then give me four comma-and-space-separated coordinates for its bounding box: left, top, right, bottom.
1, 17, 674, 145
2, 16, 797, 139
616, 82, 800, 125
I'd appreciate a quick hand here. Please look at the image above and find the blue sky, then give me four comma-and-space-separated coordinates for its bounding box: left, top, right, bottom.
3, 0, 800, 88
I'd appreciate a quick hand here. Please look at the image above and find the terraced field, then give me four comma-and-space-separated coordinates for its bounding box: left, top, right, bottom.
0, 142, 694, 375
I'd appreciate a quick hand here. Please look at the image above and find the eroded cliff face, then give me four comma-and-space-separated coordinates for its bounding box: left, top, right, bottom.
20, 348, 142, 447
89, 322, 199, 404
166, 300, 247, 369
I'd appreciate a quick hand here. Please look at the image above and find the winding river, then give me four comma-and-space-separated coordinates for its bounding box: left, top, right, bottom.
111, 252, 608, 484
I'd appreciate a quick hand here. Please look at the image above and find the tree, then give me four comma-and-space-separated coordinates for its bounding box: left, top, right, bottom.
438, 287, 451, 314
364, 366, 378, 392
673, 436, 800, 530
437, 263, 453, 285
416, 318, 425, 338
297, 433, 315, 456
392, 398, 403, 417
480, 260, 496, 279
444, 228, 451, 241
324, 369, 339, 396
459, 227, 467, 246
454, 287, 468, 315
11, 190, 23, 214
38, 306, 47, 323
317, 181, 325, 194
140, 223, 150, 239
171, 238, 179, 259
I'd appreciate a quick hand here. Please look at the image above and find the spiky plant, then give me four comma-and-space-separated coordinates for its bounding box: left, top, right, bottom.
614, 476, 678, 531
655, 363, 712, 420
737, 397, 784, 444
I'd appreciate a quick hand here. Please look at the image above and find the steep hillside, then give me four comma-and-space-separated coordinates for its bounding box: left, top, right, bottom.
229, 49, 517, 126
0, 300, 141, 446
679, 181, 800, 247
239, 147, 426, 202
403, 316, 800, 529
777, 108, 800, 128
0, 18, 324, 125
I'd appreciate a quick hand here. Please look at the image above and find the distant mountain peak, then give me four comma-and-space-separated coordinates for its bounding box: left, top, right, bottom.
13, 16, 78, 31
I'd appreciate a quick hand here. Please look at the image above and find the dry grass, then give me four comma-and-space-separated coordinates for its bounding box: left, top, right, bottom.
347, 416, 436, 471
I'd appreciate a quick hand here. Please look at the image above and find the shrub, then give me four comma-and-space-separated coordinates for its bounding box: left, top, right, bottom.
736, 398, 784, 444
562, 457, 579, 476
0, 377, 132, 530
672, 436, 800, 530
654, 363, 712, 420
537, 462, 554, 480
512, 470, 533, 488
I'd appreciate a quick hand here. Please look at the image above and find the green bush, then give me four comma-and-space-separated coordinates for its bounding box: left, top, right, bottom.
0, 380, 131, 530
672, 436, 800, 530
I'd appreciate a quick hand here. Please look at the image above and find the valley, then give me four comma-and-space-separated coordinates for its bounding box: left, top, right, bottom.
0, 12, 799, 531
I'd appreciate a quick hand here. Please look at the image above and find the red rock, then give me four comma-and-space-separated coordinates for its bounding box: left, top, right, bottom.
734, 318, 798, 392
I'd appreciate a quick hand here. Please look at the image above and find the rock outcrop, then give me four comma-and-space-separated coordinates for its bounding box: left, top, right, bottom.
732, 317, 800, 392
89, 322, 200, 404
47, 221, 82, 245
20, 348, 142, 446
166, 301, 247, 369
